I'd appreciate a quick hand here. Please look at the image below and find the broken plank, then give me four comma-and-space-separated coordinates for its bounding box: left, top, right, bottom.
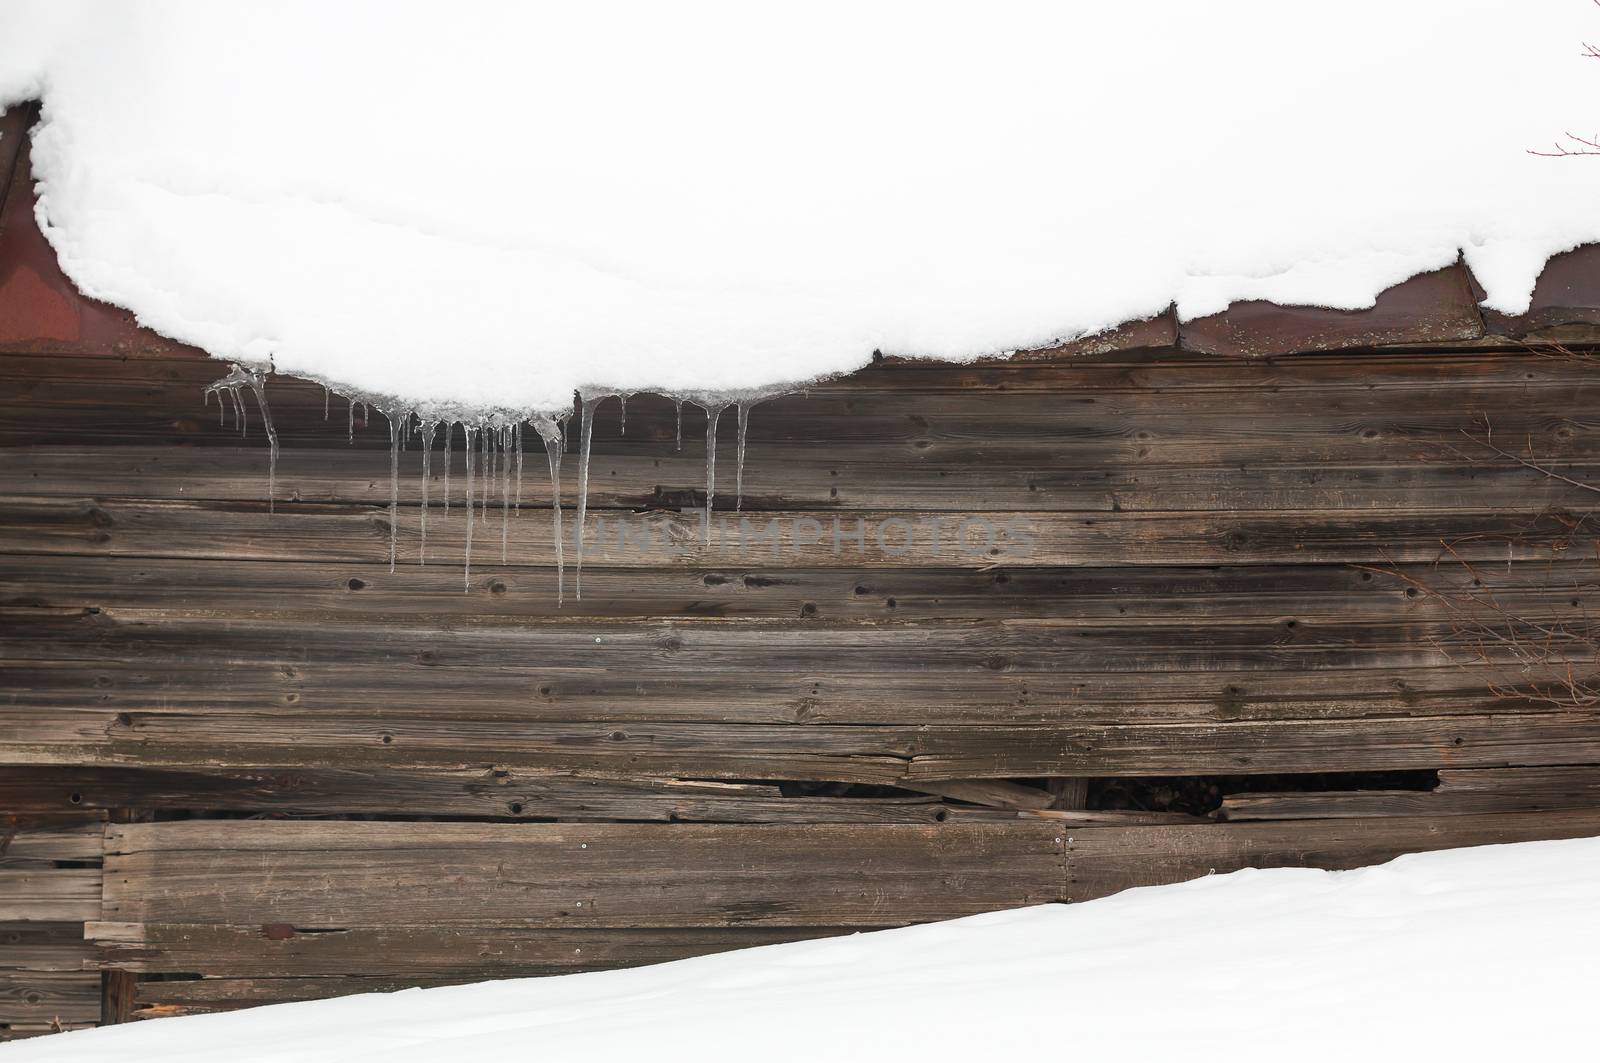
0, 766, 944, 823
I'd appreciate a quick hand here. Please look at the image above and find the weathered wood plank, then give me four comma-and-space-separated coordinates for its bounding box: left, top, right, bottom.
5, 609, 1589, 688
93, 813, 1600, 955
1437, 764, 1600, 795
7, 446, 1598, 515
0, 971, 101, 1025
6, 496, 1591, 569
101, 821, 1068, 928
0, 871, 102, 922
0, 817, 105, 922
0, 766, 945, 823
127, 977, 473, 1017
0, 655, 1559, 731
86, 922, 851, 977
10, 708, 1600, 783
5, 554, 1598, 624
5, 364, 1595, 439
0, 923, 98, 973
0, 819, 106, 868
904, 714, 1600, 780
1064, 809, 1600, 901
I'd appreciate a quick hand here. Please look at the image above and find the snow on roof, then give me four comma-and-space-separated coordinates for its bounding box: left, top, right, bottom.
8, 835, 1600, 1060
2, 1, 1599, 414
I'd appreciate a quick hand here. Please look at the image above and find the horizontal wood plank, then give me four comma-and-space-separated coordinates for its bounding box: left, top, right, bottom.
6, 446, 1598, 516
0, 767, 945, 823
1064, 808, 1600, 901
86, 922, 849, 977
0, 971, 101, 1025
101, 821, 1067, 928
4, 496, 1594, 569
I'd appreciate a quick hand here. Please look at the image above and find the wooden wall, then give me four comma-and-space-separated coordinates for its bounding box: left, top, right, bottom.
5, 337, 1600, 1031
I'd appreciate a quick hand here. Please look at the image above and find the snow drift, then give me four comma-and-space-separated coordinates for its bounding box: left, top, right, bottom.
9, 836, 1600, 1060
3, 1, 1600, 414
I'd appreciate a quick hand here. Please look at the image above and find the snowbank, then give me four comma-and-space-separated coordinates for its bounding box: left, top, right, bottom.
2, 1, 1598, 412
11, 836, 1600, 1060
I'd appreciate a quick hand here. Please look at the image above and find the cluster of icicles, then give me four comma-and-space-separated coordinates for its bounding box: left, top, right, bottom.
205, 363, 766, 601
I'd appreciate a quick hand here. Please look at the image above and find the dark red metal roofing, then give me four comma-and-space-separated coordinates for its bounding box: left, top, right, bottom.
0, 103, 202, 358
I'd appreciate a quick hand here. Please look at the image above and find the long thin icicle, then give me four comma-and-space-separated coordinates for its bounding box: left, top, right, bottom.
535, 416, 565, 605
702, 402, 725, 544
463, 424, 477, 591
735, 401, 751, 511
245, 373, 278, 513
514, 421, 524, 514
386, 409, 405, 572
419, 419, 437, 565
481, 426, 492, 526
674, 399, 683, 451
500, 424, 511, 563
575, 394, 603, 600
442, 422, 453, 515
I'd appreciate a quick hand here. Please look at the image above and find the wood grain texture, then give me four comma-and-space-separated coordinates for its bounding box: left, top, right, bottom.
1062, 808, 1600, 901
0, 766, 946, 822
86, 922, 851, 977
100, 821, 1068, 928
0, 971, 101, 1025
10, 338, 1600, 1023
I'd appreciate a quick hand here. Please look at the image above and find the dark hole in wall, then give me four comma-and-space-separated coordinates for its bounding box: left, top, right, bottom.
1090, 770, 1440, 818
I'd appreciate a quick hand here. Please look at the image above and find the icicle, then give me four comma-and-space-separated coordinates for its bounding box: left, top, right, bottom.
323, 386, 330, 420
535, 416, 565, 605
619, 394, 628, 436
463, 423, 477, 591
386, 409, 406, 572
674, 399, 683, 451
500, 424, 511, 564
206, 364, 277, 513
476, 422, 489, 528
514, 421, 524, 514
486, 421, 496, 503
735, 401, 751, 511
243, 372, 278, 515
232, 386, 247, 435
575, 394, 604, 600
701, 402, 725, 543
442, 422, 453, 514
348, 398, 355, 444
419, 420, 438, 565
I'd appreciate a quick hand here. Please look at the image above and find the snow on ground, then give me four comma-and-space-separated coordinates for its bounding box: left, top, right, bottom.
10, 836, 1600, 1061
2, 2, 1600, 413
